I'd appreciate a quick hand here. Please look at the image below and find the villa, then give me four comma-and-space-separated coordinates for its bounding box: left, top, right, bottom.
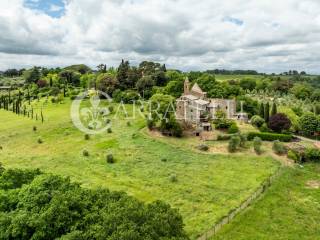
176, 78, 248, 131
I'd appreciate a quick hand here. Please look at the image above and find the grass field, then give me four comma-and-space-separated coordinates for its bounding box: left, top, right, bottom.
0, 100, 280, 238
213, 164, 320, 240
215, 74, 266, 82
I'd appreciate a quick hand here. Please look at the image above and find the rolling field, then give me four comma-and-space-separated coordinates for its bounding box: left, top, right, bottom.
213, 164, 320, 240
0, 100, 280, 238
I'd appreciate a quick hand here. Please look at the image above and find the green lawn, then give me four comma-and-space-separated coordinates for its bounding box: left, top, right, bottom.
213, 164, 320, 240
0, 100, 279, 239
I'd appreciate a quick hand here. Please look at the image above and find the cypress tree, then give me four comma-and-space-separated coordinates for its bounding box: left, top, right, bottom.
259, 102, 265, 118
271, 102, 277, 116
264, 102, 270, 123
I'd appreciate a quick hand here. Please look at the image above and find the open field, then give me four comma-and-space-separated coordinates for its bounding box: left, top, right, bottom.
0, 100, 280, 238
213, 164, 320, 240
215, 74, 266, 82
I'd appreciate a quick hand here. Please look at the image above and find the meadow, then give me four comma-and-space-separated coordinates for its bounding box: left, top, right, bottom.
213, 164, 320, 240
0, 99, 280, 239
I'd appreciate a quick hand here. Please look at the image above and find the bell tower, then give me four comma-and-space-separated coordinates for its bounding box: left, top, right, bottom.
184, 77, 190, 95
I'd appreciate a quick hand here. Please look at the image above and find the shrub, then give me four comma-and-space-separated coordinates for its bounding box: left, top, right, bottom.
106, 154, 114, 163
108, 106, 114, 113
239, 134, 247, 148
268, 113, 292, 133
272, 140, 287, 155
259, 123, 270, 132
33, 126, 37, 132
197, 144, 209, 151
251, 115, 265, 128
253, 137, 262, 154
127, 121, 131, 126
169, 174, 178, 183
107, 128, 112, 133
228, 136, 240, 152
147, 119, 155, 130
84, 134, 90, 140
106, 118, 111, 124
298, 113, 320, 136
37, 137, 43, 144
287, 150, 298, 162
82, 149, 89, 157
247, 132, 292, 142
228, 122, 239, 134
161, 158, 167, 162
217, 134, 234, 141
305, 148, 320, 162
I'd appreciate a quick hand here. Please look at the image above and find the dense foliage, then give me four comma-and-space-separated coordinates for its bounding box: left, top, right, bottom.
0, 167, 188, 240
247, 132, 292, 142
268, 113, 292, 133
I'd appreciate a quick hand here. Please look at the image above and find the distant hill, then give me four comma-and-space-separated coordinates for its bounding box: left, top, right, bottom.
63, 64, 92, 74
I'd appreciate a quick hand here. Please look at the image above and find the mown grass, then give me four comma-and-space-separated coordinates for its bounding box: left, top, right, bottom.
0, 100, 279, 238
213, 164, 320, 240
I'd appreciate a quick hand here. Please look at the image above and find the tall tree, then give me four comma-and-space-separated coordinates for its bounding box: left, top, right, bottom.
271, 102, 277, 116
259, 102, 265, 119
116, 59, 130, 90
264, 102, 270, 123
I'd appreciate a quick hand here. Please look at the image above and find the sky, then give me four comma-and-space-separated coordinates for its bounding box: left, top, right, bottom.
0, 0, 320, 73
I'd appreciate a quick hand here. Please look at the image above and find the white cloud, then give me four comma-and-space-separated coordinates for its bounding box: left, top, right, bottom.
0, 0, 320, 73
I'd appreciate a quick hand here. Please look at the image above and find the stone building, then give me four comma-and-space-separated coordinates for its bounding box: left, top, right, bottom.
176, 78, 248, 130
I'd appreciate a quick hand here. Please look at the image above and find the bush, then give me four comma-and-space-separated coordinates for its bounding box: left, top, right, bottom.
228, 122, 239, 134
305, 148, 320, 162
84, 134, 90, 140
298, 113, 320, 136
239, 134, 247, 148
259, 123, 270, 132
251, 115, 265, 127
169, 174, 178, 183
37, 137, 43, 144
82, 149, 89, 157
247, 132, 292, 142
106, 119, 111, 124
287, 150, 298, 162
253, 137, 262, 154
106, 154, 115, 163
197, 144, 209, 151
217, 134, 234, 141
228, 136, 240, 153
108, 106, 114, 113
127, 121, 131, 126
33, 126, 37, 132
147, 119, 155, 130
268, 113, 292, 133
272, 140, 287, 155
107, 128, 112, 133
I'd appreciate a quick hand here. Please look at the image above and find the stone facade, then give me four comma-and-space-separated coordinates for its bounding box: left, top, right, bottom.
176, 78, 248, 129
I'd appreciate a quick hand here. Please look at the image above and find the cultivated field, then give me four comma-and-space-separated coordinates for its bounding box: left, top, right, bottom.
0, 100, 280, 238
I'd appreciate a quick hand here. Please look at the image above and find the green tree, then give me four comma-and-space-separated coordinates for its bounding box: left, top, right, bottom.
264, 102, 270, 123
23, 67, 41, 84
259, 102, 265, 119
299, 113, 320, 136
271, 102, 277, 116
116, 59, 130, 90
240, 78, 256, 91
96, 73, 119, 95
290, 84, 312, 99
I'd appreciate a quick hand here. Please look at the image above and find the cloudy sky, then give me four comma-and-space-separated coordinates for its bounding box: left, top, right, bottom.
0, 0, 320, 73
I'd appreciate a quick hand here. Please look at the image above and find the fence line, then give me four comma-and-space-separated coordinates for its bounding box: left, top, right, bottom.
197, 167, 283, 240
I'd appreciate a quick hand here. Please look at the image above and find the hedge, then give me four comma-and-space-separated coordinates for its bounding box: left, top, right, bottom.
247, 132, 292, 142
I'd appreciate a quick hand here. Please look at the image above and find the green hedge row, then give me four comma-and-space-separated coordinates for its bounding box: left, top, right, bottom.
247, 132, 292, 142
